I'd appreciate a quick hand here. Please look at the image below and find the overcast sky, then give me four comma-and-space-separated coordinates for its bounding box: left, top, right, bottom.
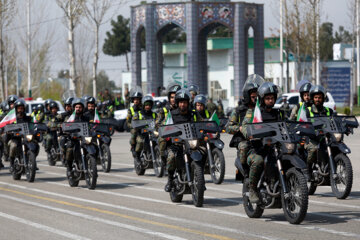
7, 0, 354, 88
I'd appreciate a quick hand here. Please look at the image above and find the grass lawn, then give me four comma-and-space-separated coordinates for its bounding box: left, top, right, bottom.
336, 106, 360, 116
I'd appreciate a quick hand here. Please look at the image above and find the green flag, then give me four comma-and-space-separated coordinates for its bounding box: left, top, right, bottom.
209, 111, 220, 125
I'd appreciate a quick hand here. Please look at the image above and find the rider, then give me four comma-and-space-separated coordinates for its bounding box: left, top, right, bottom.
84, 97, 97, 122
227, 81, 259, 166
289, 82, 312, 120
156, 84, 181, 166
44, 101, 61, 156
305, 85, 334, 172
188, 84, 199, 108
8, 99, 32, 172
2, 95, 19, 164
44, 99, 53, 118
133, 96, 157, 161
126, 90, 143, 158
34, 104, 45, 123
241, 82, 284, 203
164, 89, 201, 192
193, 94, 210, 119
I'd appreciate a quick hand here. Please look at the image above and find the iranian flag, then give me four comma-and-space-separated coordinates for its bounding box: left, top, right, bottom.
94, 109, 101, 123
67, 110, 76, 122
297, 103, 308, 122
165, 111, 173, 125
250, 98, 262, 123
0, 109, 16, 128
32, 115, 38, 123
209, 111, 220, 125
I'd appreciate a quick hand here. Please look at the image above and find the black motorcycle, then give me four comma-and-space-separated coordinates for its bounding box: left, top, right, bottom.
90, 123, 112, 173
305, 116, 358, 199
203, 131, 225, 184
159, 121, 219, 207
235, 121, 314, 224
131, 119, 164, 177
62, 122, 98, 190
46, 125, 65, 166
4, 123, 47, 182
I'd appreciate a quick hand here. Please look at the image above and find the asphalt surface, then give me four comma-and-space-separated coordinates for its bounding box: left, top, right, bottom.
0, 130, 359, 240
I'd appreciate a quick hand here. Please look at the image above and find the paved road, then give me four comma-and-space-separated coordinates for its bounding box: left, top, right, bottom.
0, 130, 359, 240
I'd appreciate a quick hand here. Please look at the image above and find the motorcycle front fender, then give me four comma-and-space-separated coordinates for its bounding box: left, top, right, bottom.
102, 136, 111, 145
331, 142, 351, 154
83, 144, 97, 155
210, 139, 225, 150
282, 154, 307, 170
24, 141, 39, 153
190, 150, 203, 162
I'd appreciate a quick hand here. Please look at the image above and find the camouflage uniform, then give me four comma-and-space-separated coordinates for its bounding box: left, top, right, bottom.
126, 104, 142, 154
226, 105, 253, 165
44, 113, 61, 153
133, 110, 157, 154
206, 101, 217, 115
305, 104, 333, 166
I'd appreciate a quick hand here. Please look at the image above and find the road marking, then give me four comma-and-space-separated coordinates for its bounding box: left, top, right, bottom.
0, 210, 91, 240
0, 181, 283, 240
0, 187, 235, 240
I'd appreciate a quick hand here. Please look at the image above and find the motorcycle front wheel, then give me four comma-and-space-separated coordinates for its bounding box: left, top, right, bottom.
25, 151, 37, 182
330, 153, 353, 199
12, 157, 22, 180
134, 156, 145, 176
85, 155, 98, 190
47, 147, 57, 166
191, 161, 205, 207
281, 167, 308, 224
210, 148, 225, 184
153, 146, 164, 177
101, 144, 112, 173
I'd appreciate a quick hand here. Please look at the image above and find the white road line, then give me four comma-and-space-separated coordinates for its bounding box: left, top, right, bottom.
0, 211, 91, 240
0, 193, 187, 240
0, 181, 283, 240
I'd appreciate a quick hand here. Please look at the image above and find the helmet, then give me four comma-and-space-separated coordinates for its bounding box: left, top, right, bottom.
96, 102, 103, 109
31, 105, 37, 112
309, 85, 326, 99
242, 82, 259, 105
7, 95, 19, 105
175, 89, 191, 104
299, 83, 312, 100
194, 94, 207, 106
64, 97, 74, 106
49, 101, 58, 109
37, 104, 44, 112
0, 101, 8, 111
72, 98, 85, 109
167, 84, 181, 100
44, 99, 53, 107
87, 97, 96, 105
188, 84, 199, 95
82, 95, 90, 102
14, 99, 26, 109
131, 91, 143, 100
142, 95, 154, 107
258, 82, 279, 104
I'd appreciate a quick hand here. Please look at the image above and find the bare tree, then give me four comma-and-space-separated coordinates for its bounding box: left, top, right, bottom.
0, 0, 16, 100
56, 0, 85, 96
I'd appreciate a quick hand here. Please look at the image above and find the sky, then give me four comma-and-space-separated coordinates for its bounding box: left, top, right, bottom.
6, 0, 355, 91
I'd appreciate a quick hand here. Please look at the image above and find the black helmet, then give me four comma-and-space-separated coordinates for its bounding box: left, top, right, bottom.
49, 101, 58, 109
194, 94, 207, 106
14, 99, 26, 109
37, 104, 44, 112
131, 91, 143, 100
299, 83, 312, 99
72, 98, 85, 108
309, 85, 326, 99
243, 82, 259, 105
44, 99, 53, 107
31, 105, 37, 112
0, 101, 7, 111
96, 102, 103, 109
82, 95, 90, 102
175, 89, 191, 104
87, 97, 96, 105
167, 84, 181, 100
142, 95, 154, 107
7, 95, 19, 105
188, 84, 199, 95
258, 82, 279, 105
64, 97, 74, 106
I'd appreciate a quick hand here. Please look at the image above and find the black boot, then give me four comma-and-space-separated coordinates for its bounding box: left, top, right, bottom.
9, 157, 14, 173
165, 171, 174, 192
0, 160, 4, 169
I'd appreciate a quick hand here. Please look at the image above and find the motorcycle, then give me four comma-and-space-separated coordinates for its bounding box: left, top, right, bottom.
305, 116, 358, 199
62, 122, 98, 190
235, 121, 314, 224
159, 121, 219, 207
90, 123, 112, 173
46, 125, 65, 166
203, 132, 225, 184
4, 123, 47, 182
131, 119, 164, 177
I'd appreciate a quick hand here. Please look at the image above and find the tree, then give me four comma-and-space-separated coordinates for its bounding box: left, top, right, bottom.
319, 22, 334, 60
334, 26, 353, 43
87, 70, 117, 95
103, 15, 131, 71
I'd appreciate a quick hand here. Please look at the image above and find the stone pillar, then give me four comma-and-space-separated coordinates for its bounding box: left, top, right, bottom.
131, 7, 142, 88
198, 32, 208, 94
254, 5, 264, 78
145, 4, 158, 95
186, 3, 199, 87
156, 35, 164, 95
233, 4, 247, 99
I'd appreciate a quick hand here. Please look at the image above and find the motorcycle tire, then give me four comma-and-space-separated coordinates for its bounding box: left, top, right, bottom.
12, 158, 22, 180
242, 178, 264, 218
85, 155, 98, 190
67, 166, 79, 187
134, 157, 145, 176
101, 144, 112, 173
47, 150, 56, 166
307, 181, 317, 195
191, 161, 205, 207
281, 167, 308, 224
210, 148, 225, 184
170, 186, 183, 203
154, 146, 164, 178
330, 153, 353, 199
25, 151, 37, 182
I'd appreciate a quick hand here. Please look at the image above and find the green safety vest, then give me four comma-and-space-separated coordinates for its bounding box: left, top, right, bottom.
115, 97, 124, 106
138, 112, 156, 120
163, 107, 168, 119
130, 107, 135, 116
307, 106, 330, 117
193, 109, 209, 119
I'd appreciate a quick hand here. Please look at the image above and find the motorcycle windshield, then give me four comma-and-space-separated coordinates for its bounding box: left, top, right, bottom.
89, 123, 111, 135
246, 121, 295, 143
159, 121, 220, 140
309, 117, 341, 133
286, 121, 316, 138
61, 122, 90, 136
131, 119, 155, 130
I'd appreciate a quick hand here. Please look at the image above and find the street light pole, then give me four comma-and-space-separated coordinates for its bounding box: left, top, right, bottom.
280, 0, 283, 89
357, 0, 360, 105
316, 0, 320, 85
27, 0, 32, 98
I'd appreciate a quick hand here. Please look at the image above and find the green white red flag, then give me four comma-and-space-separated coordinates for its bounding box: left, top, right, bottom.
94, 109, 101, 123
0, 109, 16, 128
67, 110, 76, 122
250, 98, 262, 123
165, 111, 173, 125
297, 103, 308, 122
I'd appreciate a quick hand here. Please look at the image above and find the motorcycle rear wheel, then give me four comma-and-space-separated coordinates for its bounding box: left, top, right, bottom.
85, 155, 98, 190
330, 154, 353, 199
242, 178, 264, 218
154, 146, 164, 177
47, 148, 56, 166
25, 151, 36, 182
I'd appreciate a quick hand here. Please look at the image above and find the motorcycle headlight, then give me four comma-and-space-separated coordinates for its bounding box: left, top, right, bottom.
284, 142, 295, 154
188, 140, 198, 149
334, 133, 342, 142
85, 137, 93, 144
26, 135, 33, 141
